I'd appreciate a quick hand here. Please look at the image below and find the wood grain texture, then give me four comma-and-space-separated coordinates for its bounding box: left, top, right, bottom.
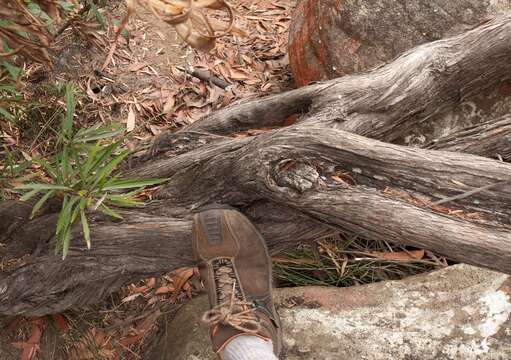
2, 16, 511, 316
426, 115, 511, 160
181, 16, 511, 144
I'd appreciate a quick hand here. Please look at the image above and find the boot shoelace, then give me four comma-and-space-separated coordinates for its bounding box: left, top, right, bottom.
202, 277, 261, 334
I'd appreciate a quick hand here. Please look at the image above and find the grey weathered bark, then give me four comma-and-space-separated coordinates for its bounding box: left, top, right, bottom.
1, 15, 511, 316
426, 115, 511, 160
288, 0, 511, 148
177, 14, 511, 145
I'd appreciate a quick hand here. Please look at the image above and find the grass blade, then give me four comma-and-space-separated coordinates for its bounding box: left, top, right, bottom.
77, 129, 123, 142
36, 158, 58, 181
62, 83, 75, 139
70, 200, 80, 223
80, 208, 91, 249
61, 227, 72, 260
30, 190, 54, 219
56, 196, 80, 258
93, 150, 130, 188
84, 140, 121, 176
105, 194, 142, 207
56, 196, 71, 236
16, 183, 72, 191
19, 189, 39, 202
100, 204, 123, 220
74, 124, 123, 143
56, 196, 79, 236
79, 143, 100, 181
0, 106, 14, 121
102, 178, 168, 191
60, 147, 70, 181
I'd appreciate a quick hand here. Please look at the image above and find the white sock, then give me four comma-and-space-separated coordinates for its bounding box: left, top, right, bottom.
223, 335, 278, 360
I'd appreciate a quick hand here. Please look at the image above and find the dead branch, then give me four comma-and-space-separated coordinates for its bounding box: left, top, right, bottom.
426, 115, 511, 160
2, 16, 511, 316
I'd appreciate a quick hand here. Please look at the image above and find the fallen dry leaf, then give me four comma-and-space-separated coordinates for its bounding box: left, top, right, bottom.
208, 86, 224, 105
126, 107, 136, 132
119, 333, 144, 347
368, 249, 425, 261
261, 82, 273, 91
332, 171, 357, 186
155, 285, 175, 295
11, 317, 45, 360
70, 328, 116, 360
232, 127, 273, 138
127, 61, 150, 72
131, 284, 149, 294
51, 314, 70, 333
170, 267, 195, 302
121, 293, 142, 303
162, 96, 176, 114
146, 277, 156, 288
217, 63, 231, 81
148, 124, 162, 136
229, 68, 250, 81
147, 296, 159, 306
119, 310, 161, 347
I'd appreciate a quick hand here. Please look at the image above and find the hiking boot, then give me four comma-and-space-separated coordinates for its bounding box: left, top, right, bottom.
192, 208, 282, 358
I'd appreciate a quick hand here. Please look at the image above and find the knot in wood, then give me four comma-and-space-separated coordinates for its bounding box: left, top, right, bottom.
274, 160, 319, 193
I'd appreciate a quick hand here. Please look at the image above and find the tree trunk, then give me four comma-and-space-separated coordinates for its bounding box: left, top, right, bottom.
1, 15, 511, 316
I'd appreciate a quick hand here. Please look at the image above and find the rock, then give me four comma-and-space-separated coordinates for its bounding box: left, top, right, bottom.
145, 264, 511, 359
287, 0, 511, 146
288, 0, 511, 87
145, 296, 213, 360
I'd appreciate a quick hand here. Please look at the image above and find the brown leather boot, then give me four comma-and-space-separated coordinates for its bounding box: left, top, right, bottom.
192, 208, 282, 359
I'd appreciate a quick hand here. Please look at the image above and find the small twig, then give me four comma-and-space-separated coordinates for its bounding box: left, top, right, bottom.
175, 65, 231, 89
101, 2, 133, 71
432, 179, 510, 205
54, 4, 90, 39
115, 340, 142, 359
